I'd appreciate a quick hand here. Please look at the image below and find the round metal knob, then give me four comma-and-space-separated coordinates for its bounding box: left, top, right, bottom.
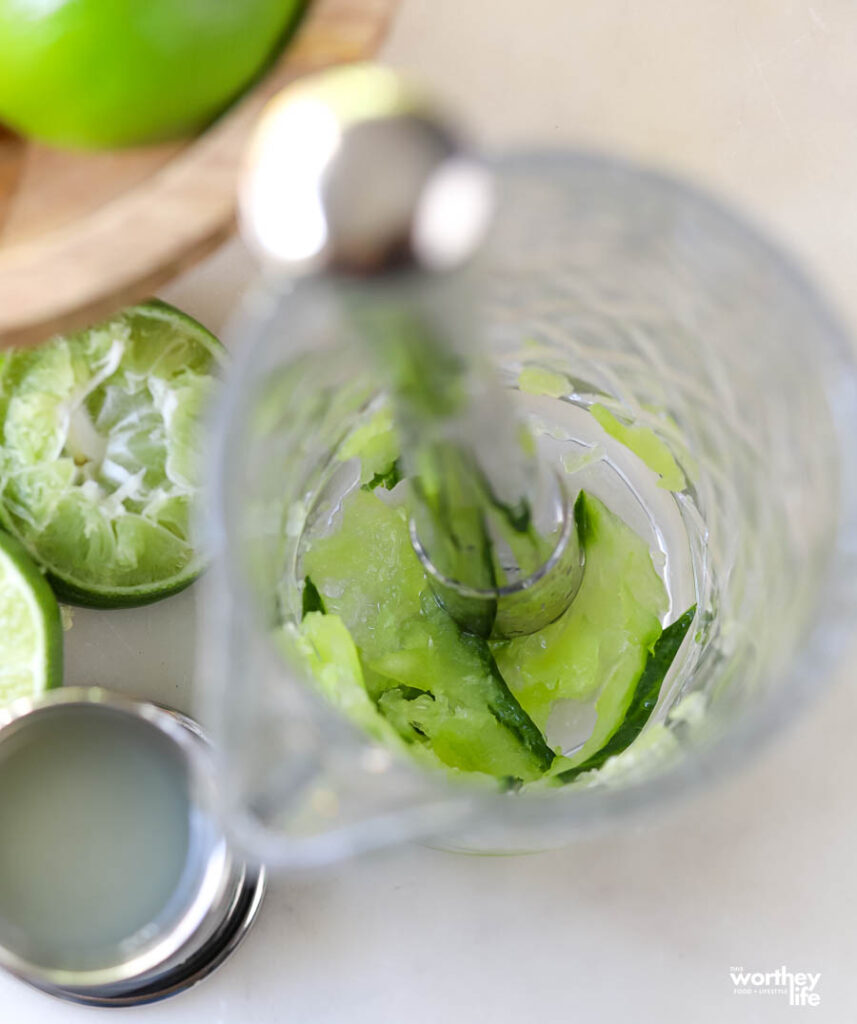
239, 63, 494, 277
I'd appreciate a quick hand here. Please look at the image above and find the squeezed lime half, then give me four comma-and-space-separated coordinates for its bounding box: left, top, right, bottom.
0, 530, 62, 702
0, 301, 224, 607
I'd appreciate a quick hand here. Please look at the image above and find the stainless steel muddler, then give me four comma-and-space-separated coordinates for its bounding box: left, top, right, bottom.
237, 62, 583, 638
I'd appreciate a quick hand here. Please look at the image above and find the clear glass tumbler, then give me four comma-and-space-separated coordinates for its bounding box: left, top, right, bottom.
199, 152, 857, 867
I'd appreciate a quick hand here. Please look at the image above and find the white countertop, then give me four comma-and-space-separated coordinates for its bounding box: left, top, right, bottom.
4, 1, 857, 1020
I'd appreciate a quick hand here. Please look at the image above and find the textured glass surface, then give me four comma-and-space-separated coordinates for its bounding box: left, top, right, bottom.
200, 153, 857, 865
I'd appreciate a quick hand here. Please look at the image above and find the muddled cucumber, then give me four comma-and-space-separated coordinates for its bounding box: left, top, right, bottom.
336, 406, 400, 487
302, 490, 425, 663
364, 459, 402, 493
293, 481, 693, 788
367, 599, 554, 780
275, 611, 405, 751
589, 404, 686, 492
491, 492, 667, 729
553, 605, 695, 783
302, 489, 555, 781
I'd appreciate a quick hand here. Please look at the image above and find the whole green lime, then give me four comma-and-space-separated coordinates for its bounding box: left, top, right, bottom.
0, 0, 304, 148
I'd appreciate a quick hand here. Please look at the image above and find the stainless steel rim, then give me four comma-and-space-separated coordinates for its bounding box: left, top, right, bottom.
24, 866, 267, 1008
0, 688, 232, 992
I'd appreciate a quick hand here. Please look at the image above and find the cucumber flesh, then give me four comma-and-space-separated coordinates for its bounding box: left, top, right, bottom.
302, 488, 554, 780
367, 599, 554, 780
302, 489, 424, 664
491, 491, 667, 729
590, 403, 686, 492
275, 612, 406, 752
553, 605, 696, 783
296, 483, 692, 787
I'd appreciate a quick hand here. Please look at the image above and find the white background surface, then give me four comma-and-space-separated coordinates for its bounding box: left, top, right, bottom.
4, 1, 857, 1020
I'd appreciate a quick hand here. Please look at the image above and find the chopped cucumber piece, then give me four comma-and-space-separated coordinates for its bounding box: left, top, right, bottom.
368, 599, 554, 780
518, 366, 570, 398
553, 605, 696, 783
590, 404, 686, 492
364, 458, 402, 493
492, 491, 667, 728
337, 406, 401, 487
302, 490, 424, 662
276, 612, 406, 751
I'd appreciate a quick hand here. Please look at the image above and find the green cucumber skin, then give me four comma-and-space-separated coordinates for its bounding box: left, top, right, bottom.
301, 575, 327, 617
574, 488, 593, 545
301, 563, 552, 775
461, 631, 556, 773
363, 458, 403, 493
555, 605, 696, 784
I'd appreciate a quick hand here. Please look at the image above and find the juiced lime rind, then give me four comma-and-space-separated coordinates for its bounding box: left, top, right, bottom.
0, 529, 63, 702
45, 567, 204, 610
0, 300, 224, 608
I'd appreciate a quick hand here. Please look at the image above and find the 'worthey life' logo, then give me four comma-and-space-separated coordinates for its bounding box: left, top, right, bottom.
730, 966, 821, 1007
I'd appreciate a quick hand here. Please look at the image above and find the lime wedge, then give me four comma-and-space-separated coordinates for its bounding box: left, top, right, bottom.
0, 301, 224, 607
0, 530, 62, 703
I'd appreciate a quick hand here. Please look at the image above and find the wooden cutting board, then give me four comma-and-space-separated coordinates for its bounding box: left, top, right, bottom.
0, 0, 399, 348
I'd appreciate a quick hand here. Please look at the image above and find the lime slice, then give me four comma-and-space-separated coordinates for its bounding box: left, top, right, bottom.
0, 301, 224, 607
0, 530, 62, 703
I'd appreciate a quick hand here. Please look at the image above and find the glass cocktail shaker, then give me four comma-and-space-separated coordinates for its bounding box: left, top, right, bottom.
198, 67, 857, 867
